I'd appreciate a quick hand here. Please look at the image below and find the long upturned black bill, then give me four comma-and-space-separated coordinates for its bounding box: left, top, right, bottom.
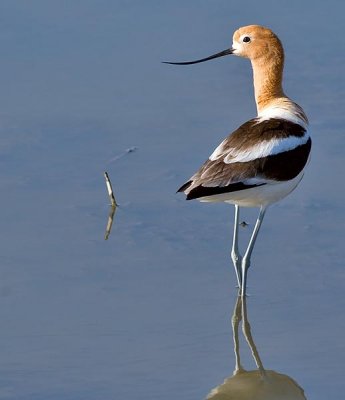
162, 48, 234, 65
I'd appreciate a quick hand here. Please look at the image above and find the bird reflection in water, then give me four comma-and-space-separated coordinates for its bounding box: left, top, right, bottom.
207, 296, 306, 399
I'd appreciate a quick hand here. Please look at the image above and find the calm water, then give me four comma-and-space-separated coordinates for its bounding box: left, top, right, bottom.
0, 1, 344, 399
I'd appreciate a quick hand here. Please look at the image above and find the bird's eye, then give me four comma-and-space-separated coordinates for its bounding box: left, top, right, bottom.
243, 36, 251, 43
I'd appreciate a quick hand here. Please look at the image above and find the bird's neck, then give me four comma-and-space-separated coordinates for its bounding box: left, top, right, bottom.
251, 56, 286, 114
251, 56, 308, 127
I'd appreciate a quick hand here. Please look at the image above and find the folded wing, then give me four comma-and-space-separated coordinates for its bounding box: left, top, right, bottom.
177, 118, 311, 200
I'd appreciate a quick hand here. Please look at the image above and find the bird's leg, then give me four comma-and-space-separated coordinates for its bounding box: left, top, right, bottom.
231, 205, 242, 288
241, 206, 267, 296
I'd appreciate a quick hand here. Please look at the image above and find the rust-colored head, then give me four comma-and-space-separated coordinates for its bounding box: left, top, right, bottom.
231, 25, 284, 62
164, 25, 302, 117
163, 25, 284, 66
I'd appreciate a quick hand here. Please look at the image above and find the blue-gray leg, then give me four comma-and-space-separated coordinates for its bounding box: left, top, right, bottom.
231, 205, 242, 288
241, 206, 267, 296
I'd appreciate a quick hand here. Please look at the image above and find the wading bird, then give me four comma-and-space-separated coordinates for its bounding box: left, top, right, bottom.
164, 25, 311, 296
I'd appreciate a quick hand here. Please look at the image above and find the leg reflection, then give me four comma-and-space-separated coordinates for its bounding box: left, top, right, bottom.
206, 295, 307, 399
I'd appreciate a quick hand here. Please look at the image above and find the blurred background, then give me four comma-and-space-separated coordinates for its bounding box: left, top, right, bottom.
0, 1, 344, 399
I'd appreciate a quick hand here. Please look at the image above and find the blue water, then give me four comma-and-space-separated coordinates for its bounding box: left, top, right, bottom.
0, 1, 344, 399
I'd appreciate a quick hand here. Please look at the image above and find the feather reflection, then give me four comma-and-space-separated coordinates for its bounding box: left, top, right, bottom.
104, 205, 116, 240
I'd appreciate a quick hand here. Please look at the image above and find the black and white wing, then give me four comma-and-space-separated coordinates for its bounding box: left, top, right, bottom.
177, 118, 311, 200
